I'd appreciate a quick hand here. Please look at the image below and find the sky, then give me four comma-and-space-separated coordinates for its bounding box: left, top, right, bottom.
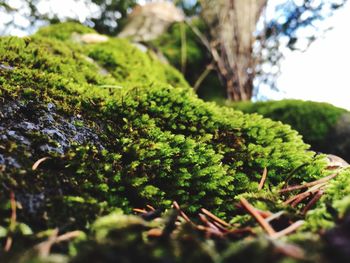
1, 0, 349, 109
260, 1, 350, 110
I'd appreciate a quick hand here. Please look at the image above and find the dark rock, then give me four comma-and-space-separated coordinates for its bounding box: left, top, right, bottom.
0, 98, 105, 168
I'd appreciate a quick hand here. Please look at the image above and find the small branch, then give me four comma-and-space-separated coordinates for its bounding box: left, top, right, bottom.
212, 221, 229, 232
284, 183, 326, 206
271, 220, 304, 239
173, 201, 192, 223
255, 209, 273, 219
133, 208, 147, 214
35, 228, 59, 257
36, 229, 82, 257
55, 231, 83, 243
302, 190, 324, 215
32, 157, 50, 170
4, 191, 17, 252
146, 205, 155, 211
265, 211, 285, 223
147, 228, 163, 238
258, 167, 268, 190
193, 64, 214, 91
180, 22, 187, 74
279, 173, 337, 193
201, 208, 230, 227
240, 198, 276, 236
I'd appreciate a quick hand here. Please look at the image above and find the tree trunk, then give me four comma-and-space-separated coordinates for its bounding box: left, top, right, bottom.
200, 0, 267, 101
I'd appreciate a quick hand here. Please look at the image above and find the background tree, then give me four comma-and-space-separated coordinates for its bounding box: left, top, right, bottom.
0, 0, 136, 35
196, 0, 347, 101
0, 0, 347, 101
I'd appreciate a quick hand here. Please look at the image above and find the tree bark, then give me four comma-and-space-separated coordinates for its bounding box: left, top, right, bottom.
200, 0, 267, 101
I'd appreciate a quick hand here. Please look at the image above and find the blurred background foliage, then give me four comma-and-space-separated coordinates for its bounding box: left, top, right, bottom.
0, 0, 347, 102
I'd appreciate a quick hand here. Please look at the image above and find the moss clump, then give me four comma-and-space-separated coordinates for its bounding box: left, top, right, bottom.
1, 22, 350, 262
231, 100, 347, 154
35, 22, 96, 41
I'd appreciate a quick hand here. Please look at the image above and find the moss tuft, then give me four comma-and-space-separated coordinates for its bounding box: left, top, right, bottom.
231, 100, 347, 153
1, 22, 350, 262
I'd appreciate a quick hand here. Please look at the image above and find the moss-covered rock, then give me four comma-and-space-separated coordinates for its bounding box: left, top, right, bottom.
231, 100, 350, 160
1, 22, 350, 262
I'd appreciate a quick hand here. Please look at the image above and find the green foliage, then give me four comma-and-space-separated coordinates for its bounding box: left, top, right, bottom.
232, 100, 347, 152
0, 23, 327, 229
2, 22, 350, 262
35, 22, 96, 41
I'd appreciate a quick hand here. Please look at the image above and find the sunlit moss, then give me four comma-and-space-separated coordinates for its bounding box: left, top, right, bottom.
1, 22, 349, 263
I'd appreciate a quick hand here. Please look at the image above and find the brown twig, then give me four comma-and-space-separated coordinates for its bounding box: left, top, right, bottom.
55, 231, 83, 243
226, 227, 254, 237
255, 208, 273, 219
284, 183, 326, 207
201, 208, 230, 227
240, 198, 276, 236
199, 213, 210, 225
265, 211, 285, 223
197, 224, 224, 238
133, 208, 147, 214
271, 220, 304, 239
212, 221, 229, 233
147, 228, 163, 238
173, 201, 192, 223
35, 228, 59, 257
273, 242, 305, 259
258, 167, 268, 190
4, 191, 17, 252
193, 64, 214, 91
302, 190, 324, 215
32, 157, 50, 170
36, 229, 82, 256
279, 173, 337, 193
146, 205, 155, 211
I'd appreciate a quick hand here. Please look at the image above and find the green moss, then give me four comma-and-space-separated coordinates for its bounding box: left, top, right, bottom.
0, 22, 330, 226
1, 22, 350, 262
231, 100, 347, 152
303, 168, 350, 231
35, 22, 96, 41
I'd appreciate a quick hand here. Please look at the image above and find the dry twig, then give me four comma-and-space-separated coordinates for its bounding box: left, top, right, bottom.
240, 198, 276, 236
271, 220, 304, 239
280, 173, 337, 193
302, 190, 324, 215
146, 205, 155, 211
173, 201, 192, 223
133, 208, 147, 214
4, 191, 17, 252
284, 183, 326, 206
258, 167, 268, 190
201, 208, 230, 227
32, 157, 50, 170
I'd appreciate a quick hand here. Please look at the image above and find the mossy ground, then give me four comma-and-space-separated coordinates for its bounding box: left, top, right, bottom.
231, 100, 348, 155
1, 23, 350, 262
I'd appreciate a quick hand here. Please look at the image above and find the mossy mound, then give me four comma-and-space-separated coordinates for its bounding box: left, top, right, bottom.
1, 23, 350, 262
231, 100, 350, 160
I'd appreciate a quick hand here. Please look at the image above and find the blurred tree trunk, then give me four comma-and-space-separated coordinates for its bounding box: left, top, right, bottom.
200, 0, 267, 101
